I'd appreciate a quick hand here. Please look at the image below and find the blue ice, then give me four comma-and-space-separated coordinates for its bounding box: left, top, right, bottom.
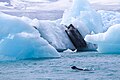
0, 12, 60, 60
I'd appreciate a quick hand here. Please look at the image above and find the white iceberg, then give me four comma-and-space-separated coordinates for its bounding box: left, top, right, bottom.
98, 10, 120, 32
60, 0, 102, 50
30, 19, 75, 51
85, 24, 120, 53
61, 0, 103, 34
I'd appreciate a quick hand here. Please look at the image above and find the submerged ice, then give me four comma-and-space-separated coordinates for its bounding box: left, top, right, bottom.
0, 12, 60, 60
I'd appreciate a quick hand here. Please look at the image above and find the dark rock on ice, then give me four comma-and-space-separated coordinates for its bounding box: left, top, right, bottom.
65, 24, 87, 51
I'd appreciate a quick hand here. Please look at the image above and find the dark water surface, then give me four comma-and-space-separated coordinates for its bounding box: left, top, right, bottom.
0, 52, 120, 80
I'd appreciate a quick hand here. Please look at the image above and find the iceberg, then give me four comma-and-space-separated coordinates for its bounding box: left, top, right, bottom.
27, 19, 75, 51
85, 10, 120, 53
98, 10, 120, 32
1, 0, 120, 60
0, 12, 60, 60
27, 4, 120, 52
60, 0, 102, 50
61, 0, 103, 34
85, 24, 120, 53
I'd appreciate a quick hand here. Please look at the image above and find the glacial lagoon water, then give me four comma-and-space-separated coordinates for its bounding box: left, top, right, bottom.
0, 51, 120, 80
